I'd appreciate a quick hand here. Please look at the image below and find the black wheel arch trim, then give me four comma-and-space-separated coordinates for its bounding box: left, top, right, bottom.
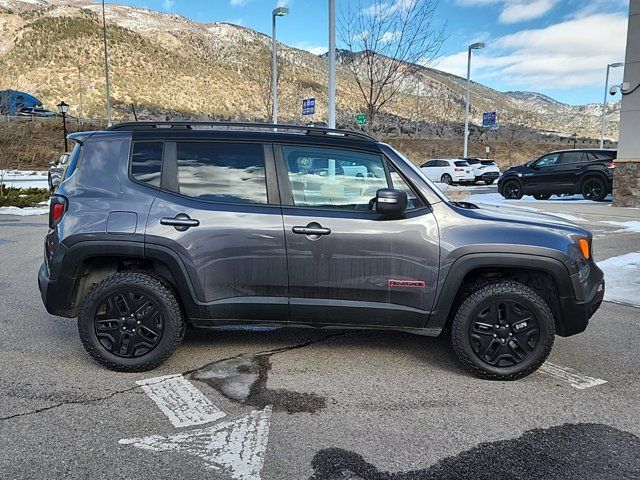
426, 253, 575, 331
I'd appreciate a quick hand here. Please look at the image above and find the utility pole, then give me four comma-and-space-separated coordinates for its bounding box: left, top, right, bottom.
328, 0, 336, 129
464, 42, 485, 157
77, 66, 84, 124
102, 0, 112, 125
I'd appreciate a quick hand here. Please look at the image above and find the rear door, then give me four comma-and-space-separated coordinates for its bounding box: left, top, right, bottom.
276, 143, 439, 328
144, 138, 288, 323
555, 151, 587, 193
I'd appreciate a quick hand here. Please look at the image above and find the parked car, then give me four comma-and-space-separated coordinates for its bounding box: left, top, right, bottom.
498, 149, 616, 201
420, 159, 475, 184
17, 106, 57, 117
48, 152, 70, 192
39, 122, 604, 380
463, 158, 501, 185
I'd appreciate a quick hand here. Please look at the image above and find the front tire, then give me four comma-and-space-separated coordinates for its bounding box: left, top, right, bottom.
451, 281, 555, 380
501, 180, 523, 199
78, 272, 185, 372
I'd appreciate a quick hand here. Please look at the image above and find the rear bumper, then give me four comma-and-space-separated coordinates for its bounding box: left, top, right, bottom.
557, 262, 605, 336
453, 173, 475, 182
38, 262, 76, 318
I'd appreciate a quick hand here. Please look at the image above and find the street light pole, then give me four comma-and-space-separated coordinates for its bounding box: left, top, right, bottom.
463, 42, 484, 157
271, 7, 289, 125
57, 101, 69, 152
328, 0, 336, 129
102, 0, 112, 126
600, 62, 624, 149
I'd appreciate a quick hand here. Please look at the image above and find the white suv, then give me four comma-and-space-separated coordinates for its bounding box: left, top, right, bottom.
464, 157, 501, 185
420, 159, 475, 184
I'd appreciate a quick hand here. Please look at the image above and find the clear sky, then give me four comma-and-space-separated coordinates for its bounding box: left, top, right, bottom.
115, 0, 630, 105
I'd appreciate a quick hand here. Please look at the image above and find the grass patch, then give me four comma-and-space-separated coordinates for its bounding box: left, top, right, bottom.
0, 187, 50, 208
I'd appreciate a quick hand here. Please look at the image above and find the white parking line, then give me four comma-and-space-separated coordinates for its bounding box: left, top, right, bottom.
539, 362, 607, 390
137, 374, 226, 428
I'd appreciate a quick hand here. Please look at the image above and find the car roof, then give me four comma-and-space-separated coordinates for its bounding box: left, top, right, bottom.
546, 148, 617, 154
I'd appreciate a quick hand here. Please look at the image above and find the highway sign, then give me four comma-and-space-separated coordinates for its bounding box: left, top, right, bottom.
482, 111, 497, 127
302, 98, 315, 116
355, 114, 367, 125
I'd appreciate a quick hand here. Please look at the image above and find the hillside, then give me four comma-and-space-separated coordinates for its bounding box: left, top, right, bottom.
0, 0, 621, 139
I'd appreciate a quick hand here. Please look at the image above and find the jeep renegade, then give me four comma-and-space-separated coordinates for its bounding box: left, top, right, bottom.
38, 122, 605, 379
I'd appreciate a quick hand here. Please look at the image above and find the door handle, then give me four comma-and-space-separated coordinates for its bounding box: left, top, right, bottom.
160, 214, 200, 231
292, 223, 331, 238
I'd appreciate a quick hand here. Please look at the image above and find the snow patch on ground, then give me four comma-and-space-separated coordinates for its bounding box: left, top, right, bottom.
598, 252, 640, 307
0, 206, 49, 216
0, 170, 49, 189
467, 192, 612, 205
600, 221, 640, 233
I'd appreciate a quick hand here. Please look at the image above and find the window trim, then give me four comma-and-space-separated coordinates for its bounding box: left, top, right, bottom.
156, 139, 278, 207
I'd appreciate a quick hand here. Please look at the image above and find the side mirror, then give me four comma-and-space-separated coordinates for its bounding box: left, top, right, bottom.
530, 163, 540, 170
375, 188, 407, 216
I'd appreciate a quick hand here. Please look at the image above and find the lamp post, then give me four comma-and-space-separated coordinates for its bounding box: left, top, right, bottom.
271, 6, 289, 125
600, 62, 624, 149
328, 0, 336, 129
57, 101, 69, 152
102, 0, 112, 126
463, 42, 485, 157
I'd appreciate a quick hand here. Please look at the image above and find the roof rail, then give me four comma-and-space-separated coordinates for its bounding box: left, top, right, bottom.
105, 121, 376, 141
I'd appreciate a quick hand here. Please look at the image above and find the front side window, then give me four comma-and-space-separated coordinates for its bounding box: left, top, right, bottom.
535, 153, 560, 167
131, 141, 163, 187
174, 142, 267, 204
283, 145, 388, 210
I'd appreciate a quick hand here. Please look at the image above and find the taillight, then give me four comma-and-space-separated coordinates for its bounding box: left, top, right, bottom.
455, 168, 464, 172
608, 161, 615, 168
49, 195, 67, 229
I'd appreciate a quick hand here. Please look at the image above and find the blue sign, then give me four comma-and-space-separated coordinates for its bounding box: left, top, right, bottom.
482, 111, 497, 127
302, 97, 315, 116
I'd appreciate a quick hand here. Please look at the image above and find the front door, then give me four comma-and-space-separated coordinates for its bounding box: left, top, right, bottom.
276, 143, 439, 328
525, 152, 561, 193
144, 139, 288, 322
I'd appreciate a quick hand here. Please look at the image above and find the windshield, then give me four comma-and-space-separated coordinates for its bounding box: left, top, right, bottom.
383, 144, 450, 203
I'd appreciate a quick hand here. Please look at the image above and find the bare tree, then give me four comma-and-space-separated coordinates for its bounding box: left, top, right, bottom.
498, 124, 529, 166
338, 0, 445, 128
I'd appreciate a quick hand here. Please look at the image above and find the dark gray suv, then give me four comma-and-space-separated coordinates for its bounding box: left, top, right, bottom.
38, 122, 605, 379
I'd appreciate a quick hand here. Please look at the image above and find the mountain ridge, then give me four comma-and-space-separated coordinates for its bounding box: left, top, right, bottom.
0, 0, 620, 139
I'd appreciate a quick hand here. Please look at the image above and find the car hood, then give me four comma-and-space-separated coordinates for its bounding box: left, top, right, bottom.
453, 201, 586, 233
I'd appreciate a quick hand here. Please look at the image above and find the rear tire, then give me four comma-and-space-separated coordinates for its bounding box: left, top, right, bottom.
581, 177, 607, 201
441, 173, 453, 185
484, 179, 495, 185
451, 280, 555, 380
533, 194, 551, 200
78, 272, 185, 372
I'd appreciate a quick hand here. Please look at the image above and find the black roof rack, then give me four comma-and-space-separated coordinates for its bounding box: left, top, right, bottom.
105, 121, 376, 142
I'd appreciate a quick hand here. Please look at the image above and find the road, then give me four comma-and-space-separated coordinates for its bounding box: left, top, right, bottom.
1, 198, 639, 480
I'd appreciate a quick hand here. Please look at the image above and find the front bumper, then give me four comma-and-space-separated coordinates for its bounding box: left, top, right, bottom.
477, 172, 499, 181
557, 262, 605, 336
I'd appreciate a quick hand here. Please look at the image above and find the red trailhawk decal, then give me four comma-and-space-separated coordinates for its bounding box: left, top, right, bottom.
387, 279, 426, 288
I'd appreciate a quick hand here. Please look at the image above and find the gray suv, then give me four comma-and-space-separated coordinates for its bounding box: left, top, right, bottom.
38, 122, 605, 379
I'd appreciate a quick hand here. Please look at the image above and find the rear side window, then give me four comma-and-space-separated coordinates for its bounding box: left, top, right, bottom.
560, 151, 587, 164
131, 142, 163, 187
174, 142, 267, 204
454, 161, 470, 167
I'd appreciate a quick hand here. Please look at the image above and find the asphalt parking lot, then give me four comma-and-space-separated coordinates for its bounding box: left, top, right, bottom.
1, 196, 639, 480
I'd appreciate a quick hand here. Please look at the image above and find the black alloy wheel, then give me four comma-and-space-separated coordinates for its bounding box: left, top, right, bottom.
468, 300, 539, 368
581, 178, 606, 201
502, 180, 523, 199
94, 289, 164, 358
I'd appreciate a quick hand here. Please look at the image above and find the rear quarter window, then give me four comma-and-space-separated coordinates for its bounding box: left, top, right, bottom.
131, 142, 163, 187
